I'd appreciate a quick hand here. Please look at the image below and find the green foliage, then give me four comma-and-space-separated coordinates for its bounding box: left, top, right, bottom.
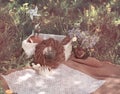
0, 81, 4, 94
5, 0, 120, 62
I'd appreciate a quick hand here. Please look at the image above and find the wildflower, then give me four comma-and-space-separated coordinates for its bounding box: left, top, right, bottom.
85, 10, 89, 17
107, 7, 111, 13
43, 6, 48, 10
96, 28, 101, 33
72, 36, 77, 42
114, 20, 120, 26
43, 19, 50, 24
23, 3, 29, 10
23, 3, 29, 7
90, 5, 97, 17
68, 28, 100, 49
27, 6, 41, 20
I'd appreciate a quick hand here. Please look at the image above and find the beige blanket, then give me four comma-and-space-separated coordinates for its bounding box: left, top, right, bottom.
2, 64, 105, 94
1, 57, 120, 94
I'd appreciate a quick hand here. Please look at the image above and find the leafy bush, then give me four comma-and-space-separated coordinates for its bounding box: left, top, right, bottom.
4, 0, 120, 62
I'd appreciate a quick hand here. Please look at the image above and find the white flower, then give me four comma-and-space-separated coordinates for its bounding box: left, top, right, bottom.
72, 36, 77, 42
27, 6, 41, 20
35, 23, 41, 30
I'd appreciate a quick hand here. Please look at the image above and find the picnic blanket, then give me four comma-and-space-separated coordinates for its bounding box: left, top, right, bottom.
1, 64, 105, 94
1, 57, 120, 94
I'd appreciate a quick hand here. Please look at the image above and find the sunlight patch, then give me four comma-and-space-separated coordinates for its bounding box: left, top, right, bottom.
16, 73, 32, 84
38, 91, 46, 94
